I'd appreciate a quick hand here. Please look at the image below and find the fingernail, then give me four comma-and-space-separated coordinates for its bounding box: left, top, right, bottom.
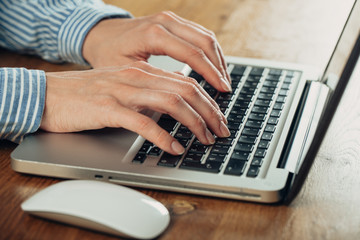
219, 121, 230, 137
171, 141, 185, 155
205, 128, 215, 144
220, 78, 232, 92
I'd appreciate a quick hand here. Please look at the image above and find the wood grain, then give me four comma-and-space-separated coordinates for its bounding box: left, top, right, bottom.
1, 0, 360, 239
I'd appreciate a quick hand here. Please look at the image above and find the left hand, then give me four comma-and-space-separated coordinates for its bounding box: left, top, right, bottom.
82, 11, 231, 92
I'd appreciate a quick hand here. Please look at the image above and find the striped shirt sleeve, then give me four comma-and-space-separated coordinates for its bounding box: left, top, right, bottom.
0, 0, 132, 65
0, 68, 46, 143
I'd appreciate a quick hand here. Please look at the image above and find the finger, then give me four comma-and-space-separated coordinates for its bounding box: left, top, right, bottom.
105, 63, 228, 125
108, 106, 186, 155
154, 12, 231, 83
110, 85, 217, 145
143, 23, 232, 92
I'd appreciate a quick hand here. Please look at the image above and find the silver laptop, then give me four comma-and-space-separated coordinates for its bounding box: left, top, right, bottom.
11, 0, 360, 203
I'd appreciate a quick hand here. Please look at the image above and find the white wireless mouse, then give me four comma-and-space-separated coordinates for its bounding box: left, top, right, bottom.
21, 180, 170, 239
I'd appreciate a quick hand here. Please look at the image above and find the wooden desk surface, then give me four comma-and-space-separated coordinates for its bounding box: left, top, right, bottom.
1, 0, 359, 239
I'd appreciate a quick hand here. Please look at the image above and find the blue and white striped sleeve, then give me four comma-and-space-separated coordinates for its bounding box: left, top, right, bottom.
0, 0, 132, 65
0, 68, 46, 143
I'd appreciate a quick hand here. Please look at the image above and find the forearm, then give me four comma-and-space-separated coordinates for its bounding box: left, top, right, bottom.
0, 68, 46, 143
0, 0, 131, 65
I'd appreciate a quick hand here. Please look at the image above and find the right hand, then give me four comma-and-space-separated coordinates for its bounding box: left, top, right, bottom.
41, 62, 230, 155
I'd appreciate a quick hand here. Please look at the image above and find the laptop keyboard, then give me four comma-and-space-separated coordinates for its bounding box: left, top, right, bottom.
132, 64, 296, 178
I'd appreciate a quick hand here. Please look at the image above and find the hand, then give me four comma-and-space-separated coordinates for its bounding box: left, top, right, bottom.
41, 62, 230, 155
82, 11, 232, 92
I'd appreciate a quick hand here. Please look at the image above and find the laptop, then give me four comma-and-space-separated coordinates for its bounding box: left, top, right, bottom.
11, 0, 360, 204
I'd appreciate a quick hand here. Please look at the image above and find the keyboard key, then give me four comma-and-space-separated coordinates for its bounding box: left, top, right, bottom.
188, 71, 204, 82
268, 69, 282, 76
238, 135, 257, 144
211, 144, 231, 154
184, 152, 203, 162
132, 153, 146, 164
251, 158, 263, 166
245, 120, 263, 129
261, 132, 273, 141
188, 144, 209, 154
231, 150, 250, 161
248, 113, 266, 121
227, 120, 242, 130
270, 109, 282, 118
216, 137, 234, 146
224, 160, 247, 176
242, 127, 260, 136
273, 102, 284, 110
267, 117, 279, 125
249, 67, 264, 76
231, 65, 246, 76
247, 166, 260, 177
138, 142, 153, 154
254, 99, 272, 107
254, 148, 267, 158
234, 143, 254, 152
207, 153, 226, 163
157, 118, 177, 132
257, 93, 274, 100
258, 140, 270, 149
147, 146, 162, 156
251, 106, 269, 114
158, 153, 182, 167
180, 161, 222, 173
264, 124, 276, 132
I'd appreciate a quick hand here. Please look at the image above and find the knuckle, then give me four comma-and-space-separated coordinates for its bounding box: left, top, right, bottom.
136, 117, 154, 132
166, 93, 183, 108
154, 11, 175, 22
203, 33, 217, 49
190, 114, 206, 130
121, 66, 145, 77
188, 47, 206, 60
154, 129, 171, 147
146, 23, 166, 37
181, 82, 199, 98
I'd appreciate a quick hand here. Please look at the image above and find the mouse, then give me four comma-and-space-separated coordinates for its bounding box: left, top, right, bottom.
21, 180, 170, 239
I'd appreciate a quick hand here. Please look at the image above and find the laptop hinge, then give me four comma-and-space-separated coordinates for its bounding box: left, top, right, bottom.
279, 81, 330, 173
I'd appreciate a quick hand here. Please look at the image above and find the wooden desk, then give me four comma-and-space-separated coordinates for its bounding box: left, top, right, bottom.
1, 0, 359, 239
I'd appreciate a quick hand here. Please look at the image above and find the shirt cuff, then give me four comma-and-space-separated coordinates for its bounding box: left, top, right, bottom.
58, 4, 132, 65
0, 68, 46, 143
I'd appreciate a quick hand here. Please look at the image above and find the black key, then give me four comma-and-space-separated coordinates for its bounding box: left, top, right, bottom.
231, 65, 246, 76
242, 127, 260, 136
286, 71, 295, 77
251, 106, 268, 114
257, 93, 274, 100
229, 129, 238, 138
175, 130, 193, 139
278, 89, 289, 96
261, 132, 273, 141
132, 153, 146, 164
266, 75, 281, 81
227, 120, 242, 130
241, 87, 257, 94
264, 124, 276, 132
270, 109, 282, 118
147, 146, 162, 156
255, 99, 272, 107
234, 143, 254, 152
227, 113, 245, 123
260, 86, 276, 94
238, 135, 257, 144
188, 71, 204, 82
231, 150, 250, 161
138, 142, 153, 154
217, 100, 231, 108
248, 113, 266, 121
207, 153, 226, 163
251, 158, 263, 166
249, 67, 264, 76
263, 80, 279, 88
233, 100, 251, 109
284, 77, 293, 83
245, 120, 263, 129
183, 152, 203, 162
258, 140, 270, 149
273, 102, 284, 110
247, 166, 260, 177
178, 138, 190, 148
216, 137, 234, 145
281, 83, 291, 90
217, 92, 233, 101
180, 161, 222, 173
268, 69, 282, 76
211, 144, 231, 154
247, 75, 262, 82
157, 118, 177, 132
276, 96, 286, 103
254, 148, 267, 158
229, 107, 247, 116
267, 117, 279, 125
188, 144, 209, 154
224, 160, 247, 176
158, 153, 182, 167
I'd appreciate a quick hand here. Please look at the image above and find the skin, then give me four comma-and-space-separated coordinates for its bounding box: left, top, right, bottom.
41, 11, 231, 155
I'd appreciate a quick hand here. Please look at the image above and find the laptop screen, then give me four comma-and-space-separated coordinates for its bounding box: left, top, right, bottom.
285, 0, 360, 204
321, 0, 360, 90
